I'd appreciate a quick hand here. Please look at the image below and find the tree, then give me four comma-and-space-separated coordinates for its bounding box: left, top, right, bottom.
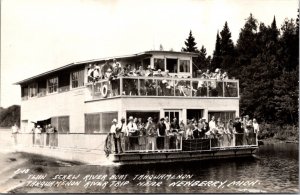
236, 13, 258, 67
193, 45, 210, 75
210, 31, 222, 70
219, 21, 235, 71
182, 30, 198, 52
159, 44, 164, 51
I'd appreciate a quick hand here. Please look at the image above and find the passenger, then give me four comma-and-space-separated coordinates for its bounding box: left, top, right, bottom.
205, 69, 211, 78
34, 125, 42, 146
95, 64, 102, 79
157, 118, 166, 150
92, 64, 100, 81
246, 119, 255, 145
145, 65, 154, 77
145, 117, 157, 151
110, 118, 118, 154
137, 118, 146, 150
46, 124, 55, 148
11, 123, 19, 146
164, 117, 171, 134
197, 118, 205, 138
112, 59, 121, 69
226, 119, 234, 146
111, 66, 120, 96
253, 118, 259, 145
127, 116, 138, 150
243, 115, 250, 145
209, 116, 217, 131
164, 70, 171, 77
170, 118, 180, 149
222, 72, 228, 80
105, 68, 113, 79
136, 66, 145, 77
233, 117, 243, 146
216, 118, 225, 147
185, 125, 194, 140
115, 117, 126, 153
87, 64, 94, 82
154, 69, 164, 77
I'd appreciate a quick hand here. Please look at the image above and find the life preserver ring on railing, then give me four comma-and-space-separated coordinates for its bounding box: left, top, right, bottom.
101, 84, 108, 98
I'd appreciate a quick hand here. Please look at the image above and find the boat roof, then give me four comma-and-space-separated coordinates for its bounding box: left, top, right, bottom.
15, 50, 198, 85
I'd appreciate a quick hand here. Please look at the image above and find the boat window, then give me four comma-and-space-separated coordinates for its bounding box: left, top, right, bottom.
224, 82, 238, 97
51, 116, 70, 133
85, 112, 118, 133
179, 60, 190, 73
58, 72, 70, 92
142, 58, 151, 69
37, 79, 46, 97
166, 58, 178, 73
208, 111, 235, 123
164, 110, 180, 122
101, 112, 118, 133
154, 58, 165, 71
47, 77, 58, 94
71, 69, 85, 88
126, 111, 160, 124
85, 113, 100, 133
28, 83, 38, 98
21, 85, 28, 100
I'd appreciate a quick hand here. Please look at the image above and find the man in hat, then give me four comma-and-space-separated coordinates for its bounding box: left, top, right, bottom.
233, 117, 243, 146
115, 117, 126, 153
154, 69, 163, 77
127, 116, 138, 150
110, 119, 118, 153
157, 118, 166, 150
145, 65, 154, 77
11, 123, 19, 146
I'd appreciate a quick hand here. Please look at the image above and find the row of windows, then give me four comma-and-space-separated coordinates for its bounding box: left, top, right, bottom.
22, 69, 84, 98
22, 111, 235, 134
154, 58, 190, 73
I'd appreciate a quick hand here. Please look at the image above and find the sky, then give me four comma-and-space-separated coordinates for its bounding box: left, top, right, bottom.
0, 0, 298, 107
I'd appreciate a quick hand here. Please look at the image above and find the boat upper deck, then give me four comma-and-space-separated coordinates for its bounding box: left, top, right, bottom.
85, 76, 239, 102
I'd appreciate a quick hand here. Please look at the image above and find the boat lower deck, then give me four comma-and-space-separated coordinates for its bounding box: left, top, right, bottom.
113, 146, 258, 164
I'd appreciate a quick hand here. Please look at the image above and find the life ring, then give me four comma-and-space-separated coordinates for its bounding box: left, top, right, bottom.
101, 84, 108, 98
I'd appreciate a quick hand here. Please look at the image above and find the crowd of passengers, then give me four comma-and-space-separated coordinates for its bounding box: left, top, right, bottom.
109, 115, 260, 154
87, 59, 230, 83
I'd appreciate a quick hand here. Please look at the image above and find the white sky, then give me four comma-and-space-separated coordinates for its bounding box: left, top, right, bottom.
0, 0, 298, 107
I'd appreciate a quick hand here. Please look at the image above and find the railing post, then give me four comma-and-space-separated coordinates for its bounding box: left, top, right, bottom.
138, 78, 140, 96
120, 77, 123, 96
223, 81, 225, 97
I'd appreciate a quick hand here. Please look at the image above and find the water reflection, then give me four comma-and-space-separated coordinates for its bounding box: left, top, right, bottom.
44, 143, 299, 193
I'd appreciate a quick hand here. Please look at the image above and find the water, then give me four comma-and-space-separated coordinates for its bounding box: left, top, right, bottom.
11, 143, 299, 193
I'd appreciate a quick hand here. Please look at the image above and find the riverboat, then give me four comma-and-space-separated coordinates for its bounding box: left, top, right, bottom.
15, 50, 258, 164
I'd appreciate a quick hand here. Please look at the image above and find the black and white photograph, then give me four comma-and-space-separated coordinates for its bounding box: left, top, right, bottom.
0, 0, 298, 193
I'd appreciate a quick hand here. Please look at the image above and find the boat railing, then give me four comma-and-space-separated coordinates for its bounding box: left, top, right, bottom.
15, 132, 257, 153
122, 133, 257, 153
85, 77, 239, 101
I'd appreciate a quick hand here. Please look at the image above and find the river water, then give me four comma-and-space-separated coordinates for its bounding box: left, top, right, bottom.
9, 143, 299, 193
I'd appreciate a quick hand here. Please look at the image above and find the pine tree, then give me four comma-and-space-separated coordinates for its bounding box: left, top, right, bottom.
220, 22, 234, 56
219, 21, 235, 71
236, 14, 258, 66
210, 31, 222, 70
182, 30, 198, 52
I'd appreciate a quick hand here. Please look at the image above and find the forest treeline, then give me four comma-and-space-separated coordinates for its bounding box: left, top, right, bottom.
181, 13, 299, 128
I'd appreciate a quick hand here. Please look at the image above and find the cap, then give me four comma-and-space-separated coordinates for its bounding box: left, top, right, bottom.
128, 116, 134, 120
147, 117, 153, 120
112, 118, 117, 123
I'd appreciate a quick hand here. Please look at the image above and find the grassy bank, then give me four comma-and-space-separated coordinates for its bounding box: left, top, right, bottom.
258, 124, 299, 143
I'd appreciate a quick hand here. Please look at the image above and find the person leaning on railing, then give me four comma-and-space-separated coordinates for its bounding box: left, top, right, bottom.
114, 117, 126, 154
126, 116, 139, 150
233, 117, 243, 146
145, 117, 157, 151
156, 118, 166, 150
